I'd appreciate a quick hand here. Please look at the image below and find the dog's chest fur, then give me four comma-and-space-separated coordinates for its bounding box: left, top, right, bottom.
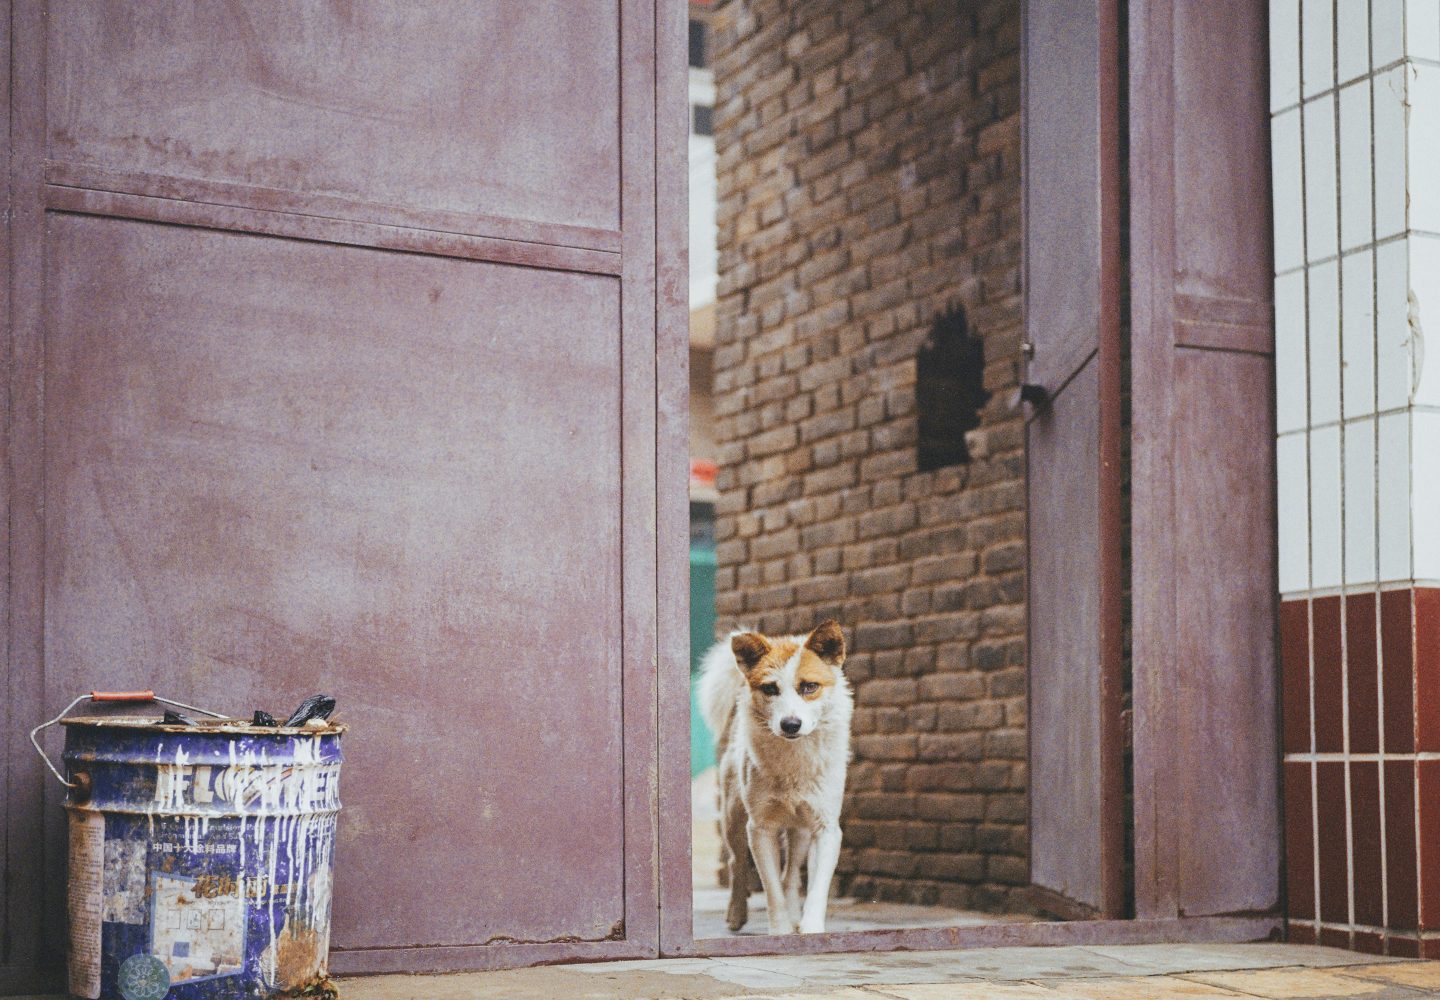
729, 687, 851, 830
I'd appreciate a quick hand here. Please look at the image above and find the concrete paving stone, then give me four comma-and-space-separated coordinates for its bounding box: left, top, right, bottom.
24, 945, 1438, 1000
1078, 943, 1402, 976
1343, 962, 1440, 989
1181, 967, 1426, 998
1047, 975, 1253, 998
571, 956, 810, 990
714, 991, 888, 1000
692, 885, 1032, 939
570, 957, 748, 978
699, 945, 1148, 985
340, 966, 819, 1000
20, 944, 1416, 1000
868, 984, 1066, 999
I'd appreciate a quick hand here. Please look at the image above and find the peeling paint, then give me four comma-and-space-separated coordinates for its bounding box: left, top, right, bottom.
101, 835, 147, 925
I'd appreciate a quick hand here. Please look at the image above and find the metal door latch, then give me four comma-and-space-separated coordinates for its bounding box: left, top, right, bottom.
1009, 382, 1050, 411
1018, 383, 1049, 406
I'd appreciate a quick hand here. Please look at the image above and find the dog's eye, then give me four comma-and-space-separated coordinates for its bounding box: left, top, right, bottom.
798, 681, 819, 695
759, 683, 780, 697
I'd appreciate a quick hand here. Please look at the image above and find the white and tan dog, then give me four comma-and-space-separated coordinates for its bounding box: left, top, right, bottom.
698, 620, 852, 934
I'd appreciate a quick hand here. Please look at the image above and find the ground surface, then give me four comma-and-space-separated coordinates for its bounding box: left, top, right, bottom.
328, 944, 1440, 999
690, 769, 1035, 938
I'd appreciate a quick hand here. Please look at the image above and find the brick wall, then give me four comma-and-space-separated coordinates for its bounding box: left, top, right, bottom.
709, 0, 1028, 911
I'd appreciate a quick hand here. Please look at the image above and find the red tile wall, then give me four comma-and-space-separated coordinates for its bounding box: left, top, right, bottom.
1283, 587, 1440, 955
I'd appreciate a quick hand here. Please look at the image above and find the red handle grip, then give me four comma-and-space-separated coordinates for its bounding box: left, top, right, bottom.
90, 690, 155, 702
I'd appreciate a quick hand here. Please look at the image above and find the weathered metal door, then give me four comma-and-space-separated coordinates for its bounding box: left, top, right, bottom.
1022, 0, 1126, 919
1128, 0, 1277, 920
2, 2, 686, 989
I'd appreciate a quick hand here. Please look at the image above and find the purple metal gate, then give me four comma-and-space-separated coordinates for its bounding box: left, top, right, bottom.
2, 1, 688, 988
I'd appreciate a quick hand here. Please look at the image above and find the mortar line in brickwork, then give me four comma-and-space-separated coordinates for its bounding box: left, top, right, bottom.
1276, 407, 1421, 437
1283, 580, 1440, 601
1375, 585, 1389, 930
1364, 0, 1391, 934
1273, 230, 1416, 279
1270, 54, 1428, 117
1328, 0, 1358, 928
1299, 0, 1325, 928
1398, 0, 1425, 932
1286, 752, 1440, 763
1413, 592, 1424, 933
1303, 918, 1428, 937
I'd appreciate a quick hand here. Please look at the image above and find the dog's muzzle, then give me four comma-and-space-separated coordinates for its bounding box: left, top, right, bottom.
780, 716, 802, 738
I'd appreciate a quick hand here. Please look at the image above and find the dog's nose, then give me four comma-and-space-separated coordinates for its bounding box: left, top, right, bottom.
780, 717, 802, 735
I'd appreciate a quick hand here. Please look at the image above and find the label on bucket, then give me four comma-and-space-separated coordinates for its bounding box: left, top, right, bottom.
66, 811, 104, 999
150, 866, 245, 984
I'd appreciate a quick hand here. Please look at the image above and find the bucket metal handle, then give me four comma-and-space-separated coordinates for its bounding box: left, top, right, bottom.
30, 691, 228, 788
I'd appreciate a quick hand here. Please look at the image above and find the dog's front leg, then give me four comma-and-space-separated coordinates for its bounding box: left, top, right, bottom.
799, 824, 841, 933
723, 796, 752, 932
783, 826, 812, 930
747, 821, 794, 935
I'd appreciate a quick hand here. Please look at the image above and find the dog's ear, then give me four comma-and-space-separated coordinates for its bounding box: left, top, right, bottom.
805, 620, 846, 665
731, 632, 771, 674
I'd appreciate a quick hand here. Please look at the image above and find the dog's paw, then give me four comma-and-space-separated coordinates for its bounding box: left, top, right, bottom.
799, 916, 825, 934
726, 898, 748, 932
766, 919, 797, 935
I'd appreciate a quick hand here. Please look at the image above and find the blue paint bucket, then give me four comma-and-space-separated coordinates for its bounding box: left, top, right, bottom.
33, 693, 343, 999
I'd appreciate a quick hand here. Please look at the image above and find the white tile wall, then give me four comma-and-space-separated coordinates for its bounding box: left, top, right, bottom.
1273, 0, 1302, 110
1376, 238, 1411, 412
1374, 68, 1408, 241
1410, 65, 1440, 236
1279, 432, 1312, 594
1310, 259, 1342, 424
1412, 234, 1440, 408
1304, 0, 1336, 98
1341, 251, 1375, 418
1304, 96, 1339, 262
1338, 0, 1372, 83
1311, 425, 1345, 589
1378, 411, 1412, 581
1414, 411, 1440, 581
1407, 0, 1440, 61
1345, 419, 1377, 585
1276, 0, 1437, 593
1339, 82, 1373, 252
1274, 109, 1306, 273
1278, 271, 1310, 433
1374, 0, 1407, 67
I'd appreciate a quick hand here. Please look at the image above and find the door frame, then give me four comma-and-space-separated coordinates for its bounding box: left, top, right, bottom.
656, 0, 1281, 962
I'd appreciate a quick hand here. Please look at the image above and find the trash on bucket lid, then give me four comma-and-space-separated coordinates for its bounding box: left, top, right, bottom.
284, 694, 337, 728
57, 694, 345, 736
59, 714, 346, 736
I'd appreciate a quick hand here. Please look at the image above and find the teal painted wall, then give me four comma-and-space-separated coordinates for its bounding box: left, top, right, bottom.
689, 544, 717, 776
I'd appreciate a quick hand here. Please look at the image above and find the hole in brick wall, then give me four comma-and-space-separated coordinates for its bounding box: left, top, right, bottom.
916, 306, 990, 470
